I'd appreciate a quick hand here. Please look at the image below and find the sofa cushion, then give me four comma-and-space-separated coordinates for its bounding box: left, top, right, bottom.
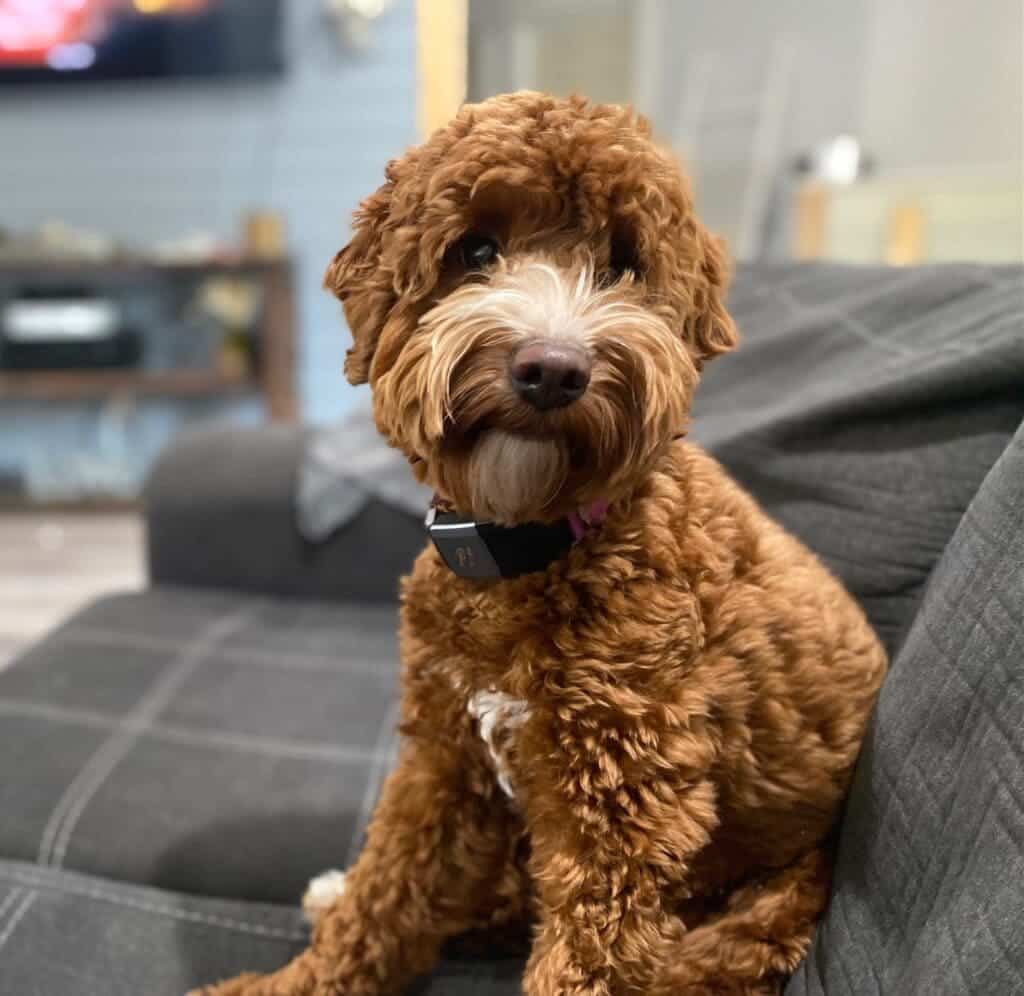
694, 262, 1024, 656
0, 588, 402, 906
0, 860, 525, 996
785, 424, 1024, 995
145, 423, 425, 603
0, 860, 306, 996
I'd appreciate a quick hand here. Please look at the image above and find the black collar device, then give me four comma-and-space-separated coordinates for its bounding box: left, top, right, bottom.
425, 506, 576, 579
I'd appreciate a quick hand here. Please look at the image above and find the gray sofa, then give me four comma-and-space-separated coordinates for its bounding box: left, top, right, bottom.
1, 263, 1021, 995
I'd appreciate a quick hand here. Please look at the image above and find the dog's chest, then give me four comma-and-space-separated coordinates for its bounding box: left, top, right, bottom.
467, 690, 531, 799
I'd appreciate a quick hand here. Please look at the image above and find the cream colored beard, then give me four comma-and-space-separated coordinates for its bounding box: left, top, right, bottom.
469, 430, 568, 525
417, 258, 690, 522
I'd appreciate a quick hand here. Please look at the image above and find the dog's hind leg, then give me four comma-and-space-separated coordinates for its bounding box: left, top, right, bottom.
658, 847, 832, 996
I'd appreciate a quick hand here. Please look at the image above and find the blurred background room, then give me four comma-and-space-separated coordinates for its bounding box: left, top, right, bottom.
1, 0, 1021, 661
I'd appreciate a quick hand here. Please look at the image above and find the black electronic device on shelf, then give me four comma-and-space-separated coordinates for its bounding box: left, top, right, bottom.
0, 287, 141, 371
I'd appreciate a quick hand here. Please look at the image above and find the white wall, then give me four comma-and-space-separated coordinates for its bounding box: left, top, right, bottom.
859, 0, 1023, 171
471, 0, 1023, 176
645, 0, 871, 158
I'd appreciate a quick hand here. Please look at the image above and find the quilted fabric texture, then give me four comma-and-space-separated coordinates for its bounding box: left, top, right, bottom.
0, 589, 403, 905
787, 425, 1024, 996
692, 262, 1024, 656
0, 860, 525, 996
0, 861, 307, 996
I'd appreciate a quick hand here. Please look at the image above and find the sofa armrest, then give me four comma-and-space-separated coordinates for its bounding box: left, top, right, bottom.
144, 424, 424, 602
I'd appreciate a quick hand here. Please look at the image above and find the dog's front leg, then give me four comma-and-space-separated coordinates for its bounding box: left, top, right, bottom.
520, 711, 719, 996
191, 732, 514, 996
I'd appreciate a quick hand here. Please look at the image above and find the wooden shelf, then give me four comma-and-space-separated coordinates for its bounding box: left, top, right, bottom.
0, 255, 297, 419
0, 369, 259, 402
0, 256, 290, 281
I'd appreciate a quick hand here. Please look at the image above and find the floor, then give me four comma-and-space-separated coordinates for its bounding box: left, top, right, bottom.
0, 512, 145, 670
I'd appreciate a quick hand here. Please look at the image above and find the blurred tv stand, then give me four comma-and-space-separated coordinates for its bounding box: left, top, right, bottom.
0, 257, 297, 421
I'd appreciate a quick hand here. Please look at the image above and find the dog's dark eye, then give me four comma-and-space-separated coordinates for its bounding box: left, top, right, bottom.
459, 232, 500, 270
608, 234, 642, 281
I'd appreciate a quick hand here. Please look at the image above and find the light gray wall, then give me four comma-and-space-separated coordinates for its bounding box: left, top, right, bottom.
645, 0, 871, 159
469, 0, 1023, 177
470, 0, 871, 161
859, 0, 1023, 171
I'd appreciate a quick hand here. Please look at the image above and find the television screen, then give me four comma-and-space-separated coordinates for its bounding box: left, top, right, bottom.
0, 0, 283, 84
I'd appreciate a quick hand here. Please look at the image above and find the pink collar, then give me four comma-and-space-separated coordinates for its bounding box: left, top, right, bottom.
567, 498, 610, 541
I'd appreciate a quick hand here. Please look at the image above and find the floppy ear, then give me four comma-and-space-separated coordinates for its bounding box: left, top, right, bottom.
324, 182, 395, 385
685, 227, 739, 364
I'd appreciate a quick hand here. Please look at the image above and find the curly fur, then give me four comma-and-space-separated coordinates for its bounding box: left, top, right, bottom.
193, 92, 886, 996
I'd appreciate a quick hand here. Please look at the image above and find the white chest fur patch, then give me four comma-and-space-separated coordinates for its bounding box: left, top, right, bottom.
468, 690, 530, 799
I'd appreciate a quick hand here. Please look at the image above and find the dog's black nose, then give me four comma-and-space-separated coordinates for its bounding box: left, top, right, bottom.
509, 341, 592, 410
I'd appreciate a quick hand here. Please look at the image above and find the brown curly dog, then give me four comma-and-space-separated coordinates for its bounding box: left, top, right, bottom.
192, 92, 887, 996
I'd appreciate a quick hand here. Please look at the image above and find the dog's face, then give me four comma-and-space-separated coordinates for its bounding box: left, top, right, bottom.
326, 92, 737, 524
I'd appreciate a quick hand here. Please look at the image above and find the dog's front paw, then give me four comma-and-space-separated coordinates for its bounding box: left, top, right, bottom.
188, 953, 334, 996
187, 976, 317, 996
302, 868, 347, 925
187, 972, 272, 996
